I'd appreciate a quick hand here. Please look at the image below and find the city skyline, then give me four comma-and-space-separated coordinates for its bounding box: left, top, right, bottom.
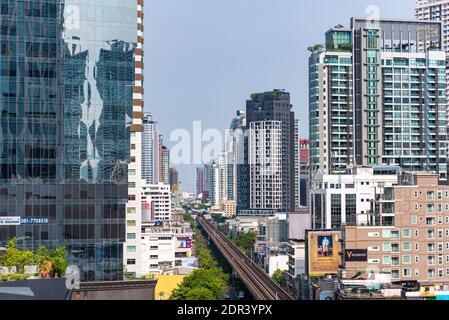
146, 0, 414, 192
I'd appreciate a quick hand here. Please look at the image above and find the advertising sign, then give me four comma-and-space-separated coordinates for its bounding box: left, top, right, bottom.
0, 217, 49, 226
307, 231, 341, 276
178, 237, 192, 249
0, 217, 21, 226
345, 249, 368, 262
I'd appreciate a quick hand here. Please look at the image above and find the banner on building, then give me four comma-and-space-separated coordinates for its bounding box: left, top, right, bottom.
307, 231, 341, 276
344, 249, 368, 262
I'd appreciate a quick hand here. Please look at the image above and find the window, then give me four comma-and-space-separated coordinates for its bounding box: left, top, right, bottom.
403, 256, 411, 264
129, 169, 136, 176
127, 220, 136, 227
439, 216, 443, 224
127, 259, 136, 265
428, 243, 435, 252
403, 229, 411, 238
426, 217, 436, 225
391, 270, 400, 280
127, 246, 136, 253
391, 243, 400, 253
428, 256, 436, 265
127, 207, 136, 214
383, 243, 391, 251
403, 242, 411, 251
427, 204, 435, 213
391, 230, 400, 239
127, 233, 136, 240
411, 216, 418, 225
403, 268, 412, 277
415, 230, 419, 237
415, 256, 420, 263
427, 191, 435, 200
427, 229, 435, 239
383, 256, 391, 265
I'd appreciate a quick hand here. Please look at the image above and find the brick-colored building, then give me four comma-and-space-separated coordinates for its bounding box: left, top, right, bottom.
342, 173, 449, 287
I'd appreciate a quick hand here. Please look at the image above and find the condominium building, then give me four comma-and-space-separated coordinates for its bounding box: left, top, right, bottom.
309, 26, 354, 175
300, 139, 310, 207
142, 114, 160, 185
311, 166, 399, 229
169, 168, 179, 192
249, 121, 283, 211
309, 19, 448, 182
238, 90, 298, 214
0, 0, 142, 281
341, 173, 449, 285
416, 0, 449, 129
158, 137, 170, 185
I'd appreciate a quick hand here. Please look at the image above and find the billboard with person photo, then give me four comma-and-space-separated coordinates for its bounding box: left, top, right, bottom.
307, 231, 341, 276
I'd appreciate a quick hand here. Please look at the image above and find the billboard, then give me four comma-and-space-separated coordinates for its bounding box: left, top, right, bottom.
177, 237, 192, 249
307, 231, 341, 276
345, 249, 368, 262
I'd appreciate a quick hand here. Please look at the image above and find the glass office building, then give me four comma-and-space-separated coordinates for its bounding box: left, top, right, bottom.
0, 0, 139, 281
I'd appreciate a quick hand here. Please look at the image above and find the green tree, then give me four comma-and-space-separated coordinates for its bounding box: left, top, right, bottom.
235, 232, 257, 255
171, 269, 227, 300
184, 287, 216, 300
272, 269, 286, 286
0, 237, 34, 274
50, 247, 68, 277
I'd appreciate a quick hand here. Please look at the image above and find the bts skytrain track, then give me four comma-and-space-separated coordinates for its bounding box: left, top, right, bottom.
196, 215, 293, 301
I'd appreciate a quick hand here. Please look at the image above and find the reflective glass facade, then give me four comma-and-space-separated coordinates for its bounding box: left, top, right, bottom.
0, 0, 137, 281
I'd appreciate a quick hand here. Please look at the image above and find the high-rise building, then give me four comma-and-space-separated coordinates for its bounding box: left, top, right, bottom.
158, 136, 170, 185
239, 90, 298, 213
195, 167, 205, 197
309, 25, 354, 175
309, 19, 448, 182
142, 113, 160, 185
125, 0, 146, 279
208, 160, 220, 207
169, 168, 179, 192
0, 0, 142, 281
416, 0, 449, 127
225, 110, 247, 201
300, 139, 310, 207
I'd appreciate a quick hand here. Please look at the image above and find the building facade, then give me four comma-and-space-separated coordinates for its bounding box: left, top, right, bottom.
0, 0, 142, 282
342, 173, 449, 284
141, 183, 172, 222
309, 26, 354, 175
169, 168, 179, 192
309, 19, 448, 182
311, 166, 399, 230
416, 0, 449, 130
238, 90, 298, 214
125, 0, 146, 280
142, 113, 160, 185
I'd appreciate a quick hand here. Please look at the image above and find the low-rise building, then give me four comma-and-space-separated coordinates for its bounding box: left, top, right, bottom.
142, 183, 172, 221
341, 172, 449, 287
140, 221, 196, 275
311, 166, 399, 229
286, 240, 306, 297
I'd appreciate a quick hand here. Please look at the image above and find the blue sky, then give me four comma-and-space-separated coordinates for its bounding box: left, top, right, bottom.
145, 0, 414, 192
